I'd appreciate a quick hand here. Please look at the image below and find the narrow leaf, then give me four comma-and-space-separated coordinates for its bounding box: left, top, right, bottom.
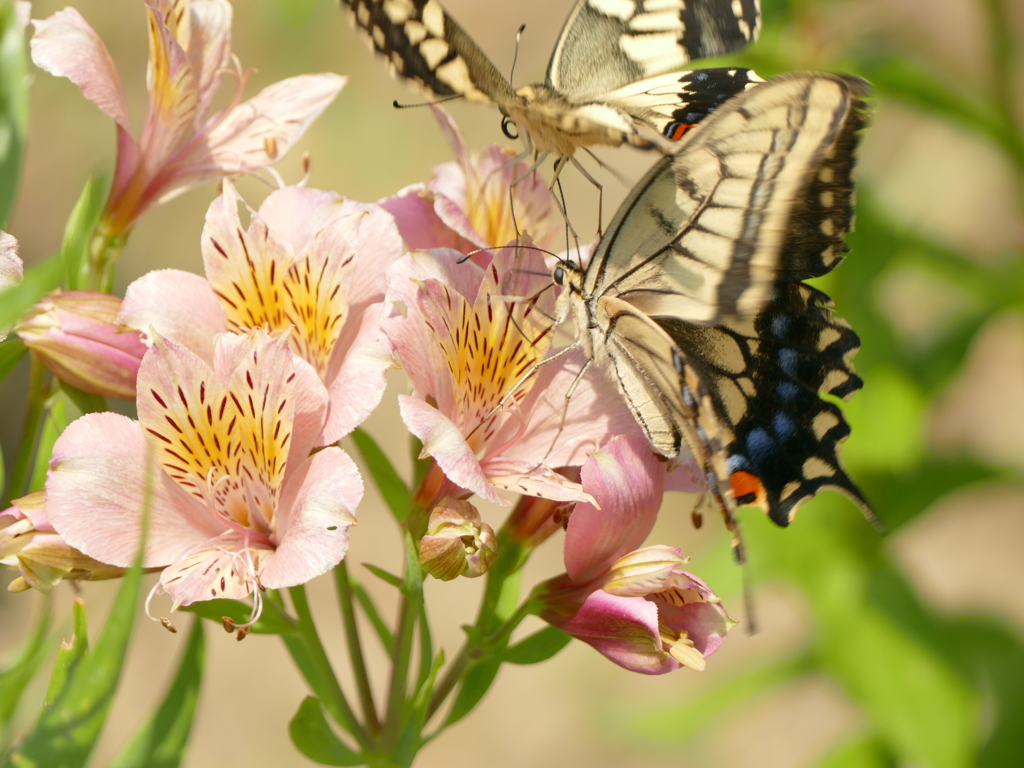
350, 578, 393, 650
444, 658, 501, 727
109, 619, 205, 768
0, 601, 52, 740
0, 338, 24, 383
180, 598, 296, 635
59, 176, 108, 291
499, 627, 572, 665
43, 599, 89, 707
0, 0, 28, 229
362, 563, 403, 589
350, 428, 411, 522
288, 697, 364, 767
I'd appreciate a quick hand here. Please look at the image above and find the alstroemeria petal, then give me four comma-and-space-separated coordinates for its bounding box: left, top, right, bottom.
399, 395, 506, 505
199, 73, 346, 173
558, 590, 679, 675
379, 186, 476, 252
120, 268, 227, 361
139, 1, 199, 172
30, 8, 132, 132
260, 446, 362, 589
46, 412, 219, 567
322, 303, 394, 443
159, 544, 257, 607
600, 545, 687, 596
187, 0, 232, 119
255, 185, 347, 255
565, 437, 665, 583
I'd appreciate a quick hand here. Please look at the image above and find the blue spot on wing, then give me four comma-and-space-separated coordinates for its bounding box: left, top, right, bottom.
727, 454, 750, 473
777, 348, 799, 376
771, 315, 791, 338
772, 413, 797, 441
745, 428, 774, 464
777, 381, 800, 401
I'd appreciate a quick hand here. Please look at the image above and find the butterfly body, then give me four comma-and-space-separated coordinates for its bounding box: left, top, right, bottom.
553, 72, 875, 528
341, 0, 763, 161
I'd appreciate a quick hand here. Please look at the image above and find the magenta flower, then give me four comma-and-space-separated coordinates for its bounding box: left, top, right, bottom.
380, 107, 561, 253
30, 1, 345, 235
120, 180, 403, 445
45, 330, 362, 617
384, 247, 642, 505
16, 290, 147, 399
534, 436, 736, 674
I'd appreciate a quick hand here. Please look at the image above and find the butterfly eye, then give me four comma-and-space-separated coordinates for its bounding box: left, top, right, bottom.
501, 115, 519, 140
553, 266, 564, 285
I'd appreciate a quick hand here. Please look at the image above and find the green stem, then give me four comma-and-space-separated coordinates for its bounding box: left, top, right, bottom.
285, 585, 372, 751
87, 224, 127, 292
382, 531, 424, 747
335, 562, 380, 733
6, 358, 51, 502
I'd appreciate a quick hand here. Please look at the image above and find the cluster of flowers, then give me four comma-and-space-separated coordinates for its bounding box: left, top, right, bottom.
1, 0, 734, 675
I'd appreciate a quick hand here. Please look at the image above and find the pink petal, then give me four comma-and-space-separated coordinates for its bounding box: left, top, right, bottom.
565, 435, 664, 583
321, 303, 395, 443
429, 105, 470, 173
665, 457, 705, 492
120, 269, 226, 361
379, 185, 476, 252
138, 2, 199, 173
186, 0, 232, 120
431, 193, 489, 250
343, 206, 406, 315
159, 544, 256, 606
485, 461, 592, 503
559, 590, 678, 675
261, 446, 362, 588
201, 73, 346, 172
45, 412, 219, 568
256, 185, 346, 255
399, 395, 506, 505
30, 8, 132, 132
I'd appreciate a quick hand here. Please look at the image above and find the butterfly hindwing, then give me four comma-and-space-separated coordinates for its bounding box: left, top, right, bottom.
547, 0, 761, 98
340, 0, 517, 104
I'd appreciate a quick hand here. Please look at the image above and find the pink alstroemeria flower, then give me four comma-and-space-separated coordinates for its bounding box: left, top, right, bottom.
45, 330, 362, 618
381, 107, 561, 253
0, 231, 23, 341
384, 247, 642, 505
120, 180, 403, 445
30, 0, 345, 235
534, 436, 736, 674
2, 491, 125, 593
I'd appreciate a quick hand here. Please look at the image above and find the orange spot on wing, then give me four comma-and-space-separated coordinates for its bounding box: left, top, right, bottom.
668, 123, 695, 141
730, 470, 766, 508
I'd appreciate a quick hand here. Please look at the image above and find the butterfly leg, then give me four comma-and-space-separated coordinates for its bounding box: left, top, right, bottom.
568, 156, 604, 239
538, 357, 593, 465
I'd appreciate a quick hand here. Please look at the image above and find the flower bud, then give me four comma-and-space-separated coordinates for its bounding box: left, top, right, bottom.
419, 498, 497, 581
16, 290, 147, 399
2, 492, 124, 593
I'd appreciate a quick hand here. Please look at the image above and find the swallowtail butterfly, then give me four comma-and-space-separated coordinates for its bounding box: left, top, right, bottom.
339, 0, 763, 174
552, 72, 877, 533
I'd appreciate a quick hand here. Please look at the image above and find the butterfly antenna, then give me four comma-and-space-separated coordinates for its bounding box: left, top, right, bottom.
509, 24, 526, 87
392, 94, 462, 109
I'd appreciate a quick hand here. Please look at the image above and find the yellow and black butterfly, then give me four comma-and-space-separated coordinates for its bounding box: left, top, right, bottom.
339, 0, 763, 176
553, 72, 878, 534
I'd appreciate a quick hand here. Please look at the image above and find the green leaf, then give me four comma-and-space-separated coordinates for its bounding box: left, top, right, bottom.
43, 599, 89, 708
0, 0, 28, 229
28, 391, 79, 493
59, 176, 108, 291
0, 255, 62, 333
395, 649, 444, 763
350, 578, 393, 650
4, 504, 146, 768
498, 627, 572, 665
415, 604, 434, 691
0, 601, 52, 742
288, 697, 364, 766
444, 658, 501, 727
350, 428, 411, 522
180, 599, 296, 635
363, 563, 403, 589
108, 619, 205, 768
817, 733, 896, 768
0, 338, 25, 383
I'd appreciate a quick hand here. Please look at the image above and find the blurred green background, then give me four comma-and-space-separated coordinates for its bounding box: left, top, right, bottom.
1, 0, 1022, 766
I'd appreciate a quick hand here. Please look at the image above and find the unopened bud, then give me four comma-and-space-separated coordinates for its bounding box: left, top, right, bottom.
419, 498, 497, 581
16, 290, 147, 399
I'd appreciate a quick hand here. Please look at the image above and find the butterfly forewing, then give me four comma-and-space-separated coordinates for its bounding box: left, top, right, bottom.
340, 0, 518, 104
565, 72, 874, 527
547, 0, 761, 98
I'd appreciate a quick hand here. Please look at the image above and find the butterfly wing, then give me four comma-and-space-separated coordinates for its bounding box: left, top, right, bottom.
586, 72, 867, 323
547, 0, 761, 100
575, 72, 872, 525
340, 0, 519, 104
